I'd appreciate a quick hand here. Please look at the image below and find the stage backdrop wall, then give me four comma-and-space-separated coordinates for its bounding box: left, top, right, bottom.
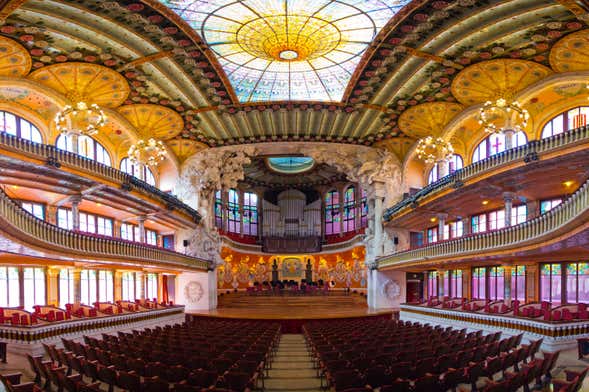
218, 246, 367, 290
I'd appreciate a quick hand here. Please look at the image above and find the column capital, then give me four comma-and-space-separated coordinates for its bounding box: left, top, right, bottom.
436, 213, 449, 220
70, 194, 83, 205
503, 191, 516, 202
136, 215, 147, 223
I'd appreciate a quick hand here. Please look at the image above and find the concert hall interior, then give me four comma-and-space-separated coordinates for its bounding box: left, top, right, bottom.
2, 0, 589, 391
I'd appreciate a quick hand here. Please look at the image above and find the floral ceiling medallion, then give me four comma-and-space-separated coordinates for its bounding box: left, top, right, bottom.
158, 0, 411, 103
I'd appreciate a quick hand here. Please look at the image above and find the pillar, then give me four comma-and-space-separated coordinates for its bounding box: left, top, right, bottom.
373, 182, 385, 257
437, 213, 447, 240
221, 190, 228, 232
437, 159, 449, 178
367, 266, 378, 309
238, 190, 244, 237
463, 269, 472, 301
73, 268, 82, 304
256, 189, 264, 241
46, 267, 60, 307
136, 271, 145, 301
503, 192, 515, 227
423, 271, 429, 300
137, 215, 146, 243
503, 129, 515, 150
339, 185, 345, 236
438, 270, 446, 298
503, 265, 513, 304
71, 133, 79, 155
355, 183, 362, 232
46, 205, 58, 225
461, 217, 470, 236
208, 269, 218, 310
320, 189, 327, 241
157, 273, 164, 303
71, 194, 82, 231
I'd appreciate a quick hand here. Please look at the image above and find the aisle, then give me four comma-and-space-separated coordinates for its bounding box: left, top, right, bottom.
265, 334, 322, 392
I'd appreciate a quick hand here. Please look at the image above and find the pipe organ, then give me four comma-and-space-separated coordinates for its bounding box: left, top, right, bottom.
262, 190, 321, 237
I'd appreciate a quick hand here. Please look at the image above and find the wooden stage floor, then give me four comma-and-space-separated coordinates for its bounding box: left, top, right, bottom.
186, 293, 394, 329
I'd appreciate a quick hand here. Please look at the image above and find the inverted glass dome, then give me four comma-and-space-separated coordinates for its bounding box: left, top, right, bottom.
266, 156, 315, 174
158, 0, 411, 102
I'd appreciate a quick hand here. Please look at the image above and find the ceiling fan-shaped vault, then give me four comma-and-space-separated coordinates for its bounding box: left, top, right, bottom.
159, 0, 411, 103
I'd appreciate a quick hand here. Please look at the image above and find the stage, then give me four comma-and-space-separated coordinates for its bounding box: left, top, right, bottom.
186, 292, 394, 332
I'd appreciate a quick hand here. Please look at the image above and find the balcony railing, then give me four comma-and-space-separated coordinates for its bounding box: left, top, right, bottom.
384, 126, 589, 221
378, 177, 589, 269
0, 132, 201, 223
0, 186, 209, 271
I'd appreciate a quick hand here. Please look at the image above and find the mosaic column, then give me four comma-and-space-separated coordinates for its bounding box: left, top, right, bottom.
503, 265, 513, 304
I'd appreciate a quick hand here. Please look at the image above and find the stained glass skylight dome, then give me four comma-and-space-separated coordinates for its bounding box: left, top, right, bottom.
267, 156, 315, 174
160, 0, 411, 102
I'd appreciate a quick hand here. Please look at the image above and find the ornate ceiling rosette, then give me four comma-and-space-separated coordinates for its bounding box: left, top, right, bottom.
167, 138, 209, 163
28, 62, 130, 107
0, 34, 31, 77
549, 29, 589, 72
398, 102, 464, 139
118, 104, 184, 140
450, 59, 553, 106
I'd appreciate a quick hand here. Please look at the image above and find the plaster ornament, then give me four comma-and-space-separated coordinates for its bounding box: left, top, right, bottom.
382, 279, 401, 300
186, 223, 223, 268
184, 281, 204, 304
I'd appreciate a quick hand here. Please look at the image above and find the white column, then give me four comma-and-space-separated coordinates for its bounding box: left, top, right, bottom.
137, 215, 146, 243
71, 194, 82, 231
503, 129, 515, 150
504, 192, 514, 227
437, 159, 449, 178
437, 213, 447, 240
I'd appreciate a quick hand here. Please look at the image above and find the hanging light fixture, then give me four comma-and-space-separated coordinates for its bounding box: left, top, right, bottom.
478, 98, 529, 135
415, 136, 454, 164
54, 101, 106, 137
127, 138, 167, 167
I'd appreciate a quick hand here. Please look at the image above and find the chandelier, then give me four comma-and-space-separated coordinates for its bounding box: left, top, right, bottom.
127, 138, 166, 167
55, 102, 106, 136
478, 98, 529, 134
415, 136, 454, 164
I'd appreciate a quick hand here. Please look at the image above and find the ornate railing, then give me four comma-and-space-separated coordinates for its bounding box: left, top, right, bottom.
378, 178, 589, 269
0, 186, 209, 270
0, 133, 200, 222
384, 126, 589, 221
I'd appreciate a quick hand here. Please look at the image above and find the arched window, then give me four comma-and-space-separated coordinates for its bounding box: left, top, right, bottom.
343, 186, 355, 232
214, 190, 223, 228
243, 192, 258, 236
56, 134, 112, 166
325, 190, 340, 235
227, 189, 240, 233
120, 158, 156, 186
472, 131, 527, 163
361, 189, 368, 228
0, 111, 43, 143
542, 106, 589, 138
427, 154, 464, 184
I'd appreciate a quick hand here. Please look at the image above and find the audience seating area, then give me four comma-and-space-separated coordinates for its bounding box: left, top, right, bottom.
25, 319, 279, 391
421, 297, 589, 322
303, 318, 582, 392
0, 301, 177, 326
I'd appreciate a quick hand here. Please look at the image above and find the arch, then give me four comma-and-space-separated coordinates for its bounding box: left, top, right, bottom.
120, 157, 156, 187
0, 110, 43, 143
471, 132, 527, 164
427, 154, 463, 185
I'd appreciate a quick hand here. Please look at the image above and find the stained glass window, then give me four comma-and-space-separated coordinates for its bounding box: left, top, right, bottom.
489, 266, 504, 301
511, 205, 527, 225
56, 135, 112, 166
428, 271, 438, 298
215, 190, 223, 228
145, 273, 158, 301
427, 227, 438, 244
427, 154, 463, 184
540, 198, 562, 214
98, 270, 114, 303
511, 266, 526, 302
540, 263, 562, 304
160, 0, 412, 102
21, 201, 45, 220
450, 270, 462, 298
23, 267, 45, 311
243, 192, 258, 236
227, 189, 241, 233
343, 186, 355, 232
81, 270, 97, 305
361, 189, 368, 228
325, 190, 340, 235
59, 269, 74, 308
0, 111, 42, 143
120, 158, 156, 186
471, 213, 487, 234
542, 106, 589, 138
488, 209, 505, 231
472, 132, 527, 163
472, 267, 486, 299
122, 272, 136, 302
450, 221, 463, 239
566, 262, 589, 303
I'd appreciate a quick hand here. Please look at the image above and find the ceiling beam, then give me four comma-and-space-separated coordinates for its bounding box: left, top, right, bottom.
0, 0, 26, 22
117, 50, 175, 72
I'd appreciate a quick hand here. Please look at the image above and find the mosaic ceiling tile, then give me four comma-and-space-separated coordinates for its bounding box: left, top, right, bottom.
118, 104, 185, 140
